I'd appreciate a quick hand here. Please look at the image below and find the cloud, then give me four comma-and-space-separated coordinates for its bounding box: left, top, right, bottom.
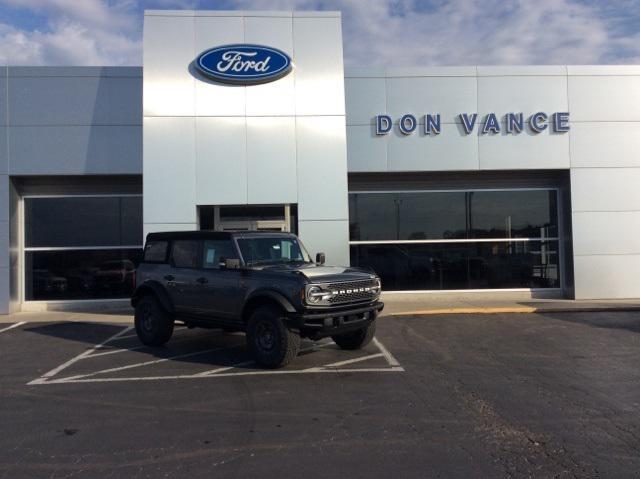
0, 0, 140, 65
0, 0, 639, 67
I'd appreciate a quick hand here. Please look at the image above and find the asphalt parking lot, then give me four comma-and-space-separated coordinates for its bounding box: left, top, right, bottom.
1, 311, 639, 478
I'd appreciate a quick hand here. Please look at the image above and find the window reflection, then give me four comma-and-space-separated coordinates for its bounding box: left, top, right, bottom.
351, 241, 559, 291
26, 249, 143, 300
349, 190, 558, 241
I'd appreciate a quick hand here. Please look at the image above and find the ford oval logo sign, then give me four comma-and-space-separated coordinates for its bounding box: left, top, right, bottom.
195, 44, 292, 85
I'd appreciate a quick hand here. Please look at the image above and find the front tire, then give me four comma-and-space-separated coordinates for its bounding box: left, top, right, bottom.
247, 306, 300, 368
332, 319, 377, 350
134, 295, 174, 347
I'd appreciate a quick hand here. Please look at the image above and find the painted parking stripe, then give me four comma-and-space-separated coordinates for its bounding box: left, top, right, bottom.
319, 353, 384, 368
372, 337, 401, 367
34, 366, 405, 385
28, 330, 404, 385
194, 339, 335, 377
61, 346, 236, 382
0, 322, 26, 334
28, 326, 133, 385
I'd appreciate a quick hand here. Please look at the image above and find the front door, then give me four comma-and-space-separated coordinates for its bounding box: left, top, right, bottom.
192, 239, 245, 320
199, 204, 294, 233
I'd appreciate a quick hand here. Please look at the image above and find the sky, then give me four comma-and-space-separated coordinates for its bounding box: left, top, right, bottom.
0, 0, 639, 67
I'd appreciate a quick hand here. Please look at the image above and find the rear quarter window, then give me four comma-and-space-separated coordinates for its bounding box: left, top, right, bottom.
143, 241, 168, 263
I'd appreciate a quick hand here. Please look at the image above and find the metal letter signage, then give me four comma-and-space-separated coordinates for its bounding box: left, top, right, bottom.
375, 112, 570, 136
195, 44, 292, 85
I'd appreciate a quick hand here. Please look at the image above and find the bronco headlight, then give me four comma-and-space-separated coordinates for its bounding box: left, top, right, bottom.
306, 285, 324, 303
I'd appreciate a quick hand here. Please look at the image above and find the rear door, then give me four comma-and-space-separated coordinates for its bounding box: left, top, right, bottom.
165, 239, 201, 314
192, 239, 244, 320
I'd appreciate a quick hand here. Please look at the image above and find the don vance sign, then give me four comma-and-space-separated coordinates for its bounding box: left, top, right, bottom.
375, 112, 570, 135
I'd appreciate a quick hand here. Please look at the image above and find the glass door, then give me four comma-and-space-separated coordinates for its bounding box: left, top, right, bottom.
199, 205, 296, 233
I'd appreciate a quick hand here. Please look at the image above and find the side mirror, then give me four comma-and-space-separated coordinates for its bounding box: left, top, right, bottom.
315, 252, 326, 265
222, 258, 241, 270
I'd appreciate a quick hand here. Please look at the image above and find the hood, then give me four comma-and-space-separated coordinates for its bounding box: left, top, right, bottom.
257, 262, 377, 282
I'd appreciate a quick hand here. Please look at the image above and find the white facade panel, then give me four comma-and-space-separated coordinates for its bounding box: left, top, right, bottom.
387, 124, 478, 171
143, 15, 195, 117
346, 125, 387, 172
574, 255, 640, 299
344, 77, 386, 125
194, 16, 246, 117
298, 219, 349, 267
0, 128, 6, 175
292, 17, 345, 116
8, 125, 142, 175
195, 117, 247, 205
570, 122, 640, 168
244, 16, 296, 117
572, 212, 640, 256
479, 128, 570, 170
246, 116, 297, 204
0, 220, 8, 268
571, 168, 640, 212
143, 117, 196, 224
0, 267, 9, 314
296, 116, 349, 221
386, 77, 477, 125
477, 65, 567, 76
477, 76, 568, 115
568, 76, 640, 121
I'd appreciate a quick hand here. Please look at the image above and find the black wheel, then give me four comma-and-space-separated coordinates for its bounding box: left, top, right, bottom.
332, 319, 377, 350
134, 295, 174, 347
246, 306, 300, 368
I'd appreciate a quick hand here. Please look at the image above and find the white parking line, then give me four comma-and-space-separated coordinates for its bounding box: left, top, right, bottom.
320, 353, 384, 368
28, 328, 404, 385
34, 366, 405, 385
0, 322, 26, 334
28, 326, 133, 385
61, 346, 235, 381
193, 339, 334, 377
372, 337, 401, 367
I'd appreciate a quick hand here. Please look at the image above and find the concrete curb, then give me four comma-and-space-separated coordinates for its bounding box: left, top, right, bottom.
387, 306, 640, 316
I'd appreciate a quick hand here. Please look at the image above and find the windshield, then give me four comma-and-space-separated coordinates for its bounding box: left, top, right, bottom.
237, 236, 312, 265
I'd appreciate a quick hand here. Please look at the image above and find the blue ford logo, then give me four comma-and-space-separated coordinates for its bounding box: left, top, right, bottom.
195, 44, 292, 85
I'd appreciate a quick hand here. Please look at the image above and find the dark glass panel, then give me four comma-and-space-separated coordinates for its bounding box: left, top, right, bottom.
349, 193, 398, 241
397, 192, 467, 240
351, 241, 559, 291
143, 241, 168, 263
25, 197, 143, 247
120, 196, 143, 245
469, 190, 558, 239
171, 240, 199, 268
202, 240, 237, 269
25, 249, 143, 300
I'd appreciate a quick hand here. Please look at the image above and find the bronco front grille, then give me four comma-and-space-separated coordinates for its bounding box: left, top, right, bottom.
325, 279, 379, 304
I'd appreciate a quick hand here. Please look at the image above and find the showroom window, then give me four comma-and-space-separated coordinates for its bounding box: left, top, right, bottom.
24, 196, 143, 301
349, 189, 560, 291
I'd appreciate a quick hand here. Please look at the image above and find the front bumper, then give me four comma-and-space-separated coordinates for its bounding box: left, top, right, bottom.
288, 301, 384, 338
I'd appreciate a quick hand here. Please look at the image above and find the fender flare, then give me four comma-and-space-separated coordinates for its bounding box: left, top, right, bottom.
131, 281, 174, 314
242, 289, 297, 319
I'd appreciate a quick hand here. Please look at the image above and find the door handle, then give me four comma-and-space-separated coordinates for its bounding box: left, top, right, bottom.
196, 277, 208, 284
164, 274, 175, 281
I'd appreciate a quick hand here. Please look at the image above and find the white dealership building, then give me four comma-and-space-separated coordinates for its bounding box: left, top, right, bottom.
1, 9, 640, 313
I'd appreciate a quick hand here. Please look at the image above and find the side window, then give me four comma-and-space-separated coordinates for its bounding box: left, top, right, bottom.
202, 240, 237, 269
171, 240, 199, 268
143, 241, 168, 263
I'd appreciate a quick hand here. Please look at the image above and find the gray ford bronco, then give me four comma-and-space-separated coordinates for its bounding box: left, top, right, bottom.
131, 231, 383, 368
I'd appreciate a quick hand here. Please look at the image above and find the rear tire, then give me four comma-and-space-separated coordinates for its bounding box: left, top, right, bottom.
332, 319, 376, 350
247, 306, 300, 368
134, 295, 174, 347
